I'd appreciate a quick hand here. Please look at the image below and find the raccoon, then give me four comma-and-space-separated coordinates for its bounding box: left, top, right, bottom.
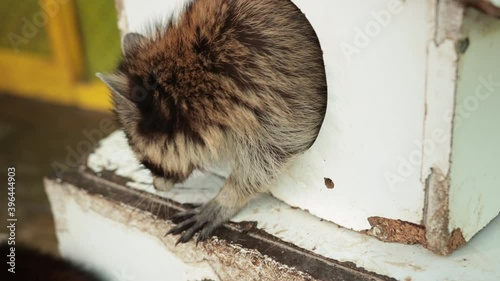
98, 0, 327, 244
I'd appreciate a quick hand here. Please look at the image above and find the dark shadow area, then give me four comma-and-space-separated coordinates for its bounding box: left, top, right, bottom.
0, 94, 117, 255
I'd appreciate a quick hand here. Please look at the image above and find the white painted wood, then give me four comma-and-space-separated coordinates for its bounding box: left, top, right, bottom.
55, 200, 220, 281
272, 0, 429, 230
449, 9, 500, 241
420, 41, 458, 183
56, 131, 500, 281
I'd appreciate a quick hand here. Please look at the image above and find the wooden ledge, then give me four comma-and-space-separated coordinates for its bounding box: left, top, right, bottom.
45, 165, 393, 281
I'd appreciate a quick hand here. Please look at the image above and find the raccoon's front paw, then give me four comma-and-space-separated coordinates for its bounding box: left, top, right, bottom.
166, 200, 238, 244
153, 176, 174, 191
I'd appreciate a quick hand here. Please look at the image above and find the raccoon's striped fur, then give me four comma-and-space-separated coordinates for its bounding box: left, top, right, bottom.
98, 0, 327, 243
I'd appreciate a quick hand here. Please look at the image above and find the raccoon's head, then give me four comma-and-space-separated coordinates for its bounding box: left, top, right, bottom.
97, 33, 203, 187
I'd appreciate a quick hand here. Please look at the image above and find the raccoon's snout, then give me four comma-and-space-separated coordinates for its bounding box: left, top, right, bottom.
153, 176, 175, 191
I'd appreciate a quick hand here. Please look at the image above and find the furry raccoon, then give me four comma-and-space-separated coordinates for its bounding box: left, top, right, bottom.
0, 243, 103, 281
98, 0, 327, 244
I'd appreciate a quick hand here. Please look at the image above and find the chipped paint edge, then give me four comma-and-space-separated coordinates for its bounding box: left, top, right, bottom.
422, 0, 466, 255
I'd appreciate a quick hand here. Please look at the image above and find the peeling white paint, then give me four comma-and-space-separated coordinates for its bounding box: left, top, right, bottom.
420, 40, 457, 183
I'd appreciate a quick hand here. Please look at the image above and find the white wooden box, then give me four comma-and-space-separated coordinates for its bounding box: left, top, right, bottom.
112, 0, 500, 255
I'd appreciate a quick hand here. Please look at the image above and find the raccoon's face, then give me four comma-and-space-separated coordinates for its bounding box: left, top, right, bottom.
97, 33, 199, 186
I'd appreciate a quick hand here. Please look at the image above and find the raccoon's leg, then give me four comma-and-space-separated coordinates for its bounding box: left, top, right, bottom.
166, 174, 259, 244
153, 176, 175, 191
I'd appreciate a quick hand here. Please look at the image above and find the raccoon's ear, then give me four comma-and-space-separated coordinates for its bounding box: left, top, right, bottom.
122, 32, 146, 56
96, 72, 128, 99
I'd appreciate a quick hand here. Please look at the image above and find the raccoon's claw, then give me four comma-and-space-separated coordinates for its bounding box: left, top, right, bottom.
166, 201, 237, 245
169, 207, 199, 221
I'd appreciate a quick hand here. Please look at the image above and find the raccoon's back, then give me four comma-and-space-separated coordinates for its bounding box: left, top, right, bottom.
179, 0, 327, 125
185, 0, 326, 97
135, 0, 327, 152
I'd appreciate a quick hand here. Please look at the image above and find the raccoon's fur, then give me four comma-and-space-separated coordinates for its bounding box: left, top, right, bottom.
98, 0, 327, 243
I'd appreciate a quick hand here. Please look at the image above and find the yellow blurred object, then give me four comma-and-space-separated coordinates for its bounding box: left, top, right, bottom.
0, 0, 117, 111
